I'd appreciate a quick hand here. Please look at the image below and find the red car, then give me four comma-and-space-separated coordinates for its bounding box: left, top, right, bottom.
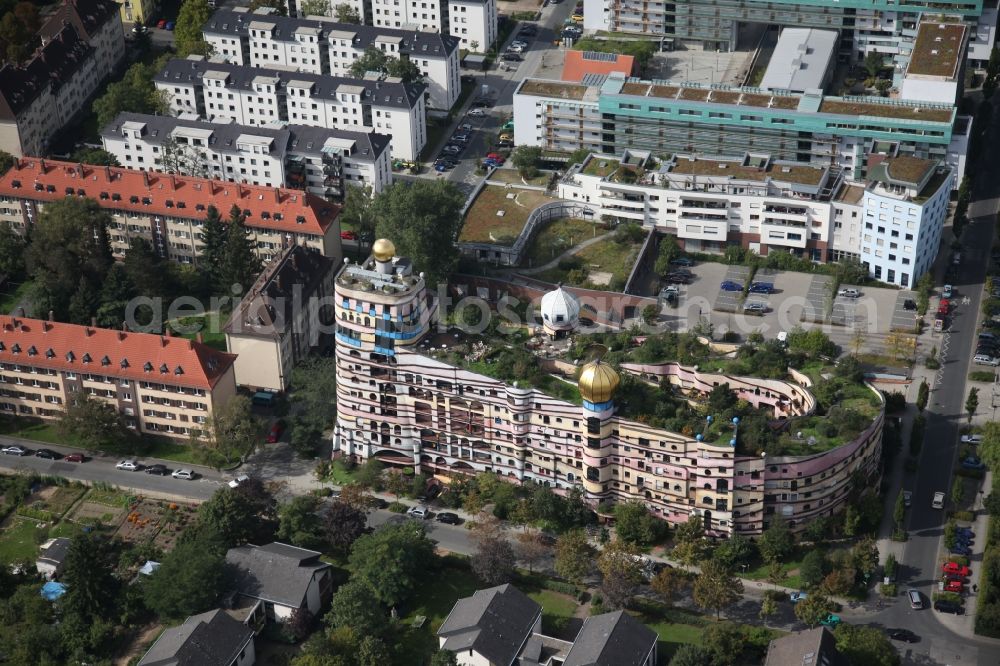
266, 420, 286, 443
64, 453, 85, 463
942, 562, 971, 577
942, 580, 964, 593
486, 152, 503, 161
340, 230, 357, 240
156, 19, 166, 29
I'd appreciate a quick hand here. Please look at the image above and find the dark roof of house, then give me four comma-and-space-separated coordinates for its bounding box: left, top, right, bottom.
101, 112, 390, 162
226, 542, 330, 608
438, 584, 541, 664
0, 24, 92, 120
562, 611, 658, 666
203, 8, 459, 57
156, 56, 426, 109
39, 0, 121, 43
37, 537, 71, 566
764, 627, 847, 666
138, 609, 254, 666
223, 245, 335, 338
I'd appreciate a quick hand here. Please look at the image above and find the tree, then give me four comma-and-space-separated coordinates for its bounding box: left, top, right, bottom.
794, 592, 834, 627
613, 501, 659, 547
220, 205, 262, 294
299, 0, 331, 15
0, 222, 24, 280
429, 650, 459, 666
143, 536, 226, 619
712, 533, 755, 569
372, 180, 465, 285
966, 387, 979, 423
596, 539, 644, 609
703, 621, 743, 666
357, 636, 391, 666
199, 205, 227, 289
669, 644, 714, 666
951, 476, 965, 505
69, 147, 120, 166
355, 458, 385, 489
210, 395, 261, 464
334, 2, 361, 22
174, 0, 213, 57
249, 0, 287, 15
799, 550, 827, 589
893, 491, 906, 528
0, 149, 14, 175
672, 515, 710, 566
341, 185, 375, 254
323, 500, 368, 555
348, 521, 436, 606
61, 534, 120, 625
471, 533, 516, 586
348, 46, 422, 83
511, 145, 542, 179
758, 518, 794, 564
759, 593, 778, 625
834, 624, 900, 666
196, 485, 274, 547
327, 579, 387, 636
852, 536, 879, 577
651, 566, 687, 606
654, 234, 681, 276
159, 136, 210, 178
515, 531, 551, 573
93, 61, 169, 128
278, 495, 326, 550
290, 355, 338, 425
692, 560, 743, 620
58, 390, 131, 452
864, 50, 884, 78
0, 11, 33, 63
386, 470, 408, 502
25, 197, 114, 321
287, 607, 315, 641
554, 529, 593, 586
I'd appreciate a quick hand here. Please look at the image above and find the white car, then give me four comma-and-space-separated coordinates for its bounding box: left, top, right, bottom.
510, 40, 528, 48
838, 288, 861, 298
508, 44, 525, 54
172, 469, 196, 480
1, 445, 28, 456
961, 434, 983, 445
228, 474, 250, 488
942, 284, 954, 298
932, 491, 945, 509
442, 145, 462, 154
902, 490, 912, 507
407, 506, 430, 520
116, 460, 140, 471
458, 123, 473, 132
467, 108, 485, 117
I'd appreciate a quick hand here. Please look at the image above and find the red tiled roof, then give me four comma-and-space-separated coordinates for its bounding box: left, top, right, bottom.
0, 315, 236, 390
561, 51, 636, 83
0, 158, 339, 236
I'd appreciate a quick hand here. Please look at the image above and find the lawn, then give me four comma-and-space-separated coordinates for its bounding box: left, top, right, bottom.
395, 557, 481, 661
520, 218, 605, 269
0, 518, 43, 563
168, 313, 229, 352
488, 168, 552, 188
533, 236, 642, 288
0, 281, 31, 316
327, 459, 360, 485
630, 599, 711, 661
459, 185, 556, 245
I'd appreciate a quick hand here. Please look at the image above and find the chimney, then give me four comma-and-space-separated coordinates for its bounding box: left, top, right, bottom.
48, 310, 54, 322
274, 187, 281, 203
39, 159, 47, 174
76, 163, 84, 178
91, 317, 97, 328
161, 335, 167, 347
196, 332, 204, 344
171, 174, 177, 190
105, 165, 111, 181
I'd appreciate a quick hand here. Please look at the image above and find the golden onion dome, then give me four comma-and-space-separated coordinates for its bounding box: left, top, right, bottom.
372, 238, 396, 262
578, 359, 620, 404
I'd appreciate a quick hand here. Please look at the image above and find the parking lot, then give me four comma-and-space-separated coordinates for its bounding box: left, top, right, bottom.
890, 290, 922, 332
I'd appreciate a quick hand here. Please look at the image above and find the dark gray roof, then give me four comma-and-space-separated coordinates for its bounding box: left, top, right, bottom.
156, 56, 426, 109
101, 112, 389, 162
0, 25, 93, 120
138, 608, 253, 666
226, 542, 330, 608
37, 537, 71, 566
562, 611, 657, 666
765, 627, 847, 666
203, 8, 459, 57
438, 584, 541, 665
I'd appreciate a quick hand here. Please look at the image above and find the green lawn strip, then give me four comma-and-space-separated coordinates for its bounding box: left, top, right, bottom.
0, 518, 44, 563
521, 218, 605, 269
630, 598, 710, 661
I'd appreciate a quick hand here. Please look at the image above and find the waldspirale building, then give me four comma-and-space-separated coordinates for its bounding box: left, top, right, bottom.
333, 241, 884, 536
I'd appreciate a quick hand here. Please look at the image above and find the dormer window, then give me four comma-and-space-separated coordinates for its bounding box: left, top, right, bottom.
82, 353, 92, 363
112, 193, 121, 201
174, 366, 184, 376
66, 351, 75, 362
129, 195, 139, 204
27, 346, 36, 356
160, 363, 169, 374
45, 348, 54, 359
144, 361, 153, 372
120, 358, 129, 368
101, 355, 111, 366
11, 344, 20, 354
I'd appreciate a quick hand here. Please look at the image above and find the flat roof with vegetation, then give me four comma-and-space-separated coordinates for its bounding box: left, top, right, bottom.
908, 22, 966, 79
459, 185, 556, 246
666, 156, 826, 186
518, 80, 589, 100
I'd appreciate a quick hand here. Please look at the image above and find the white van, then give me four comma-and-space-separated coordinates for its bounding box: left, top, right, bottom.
908, 589, 923, 609
932, 492, 945, 509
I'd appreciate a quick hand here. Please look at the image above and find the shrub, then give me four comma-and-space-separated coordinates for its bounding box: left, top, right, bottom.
947, 554, 970, 567
388, 502, 408, 513
933, 591, 963, 604
880, 583, 897, 597
541, 579, 579, 596
953, 510, 975, 522
970, 371, 996, 383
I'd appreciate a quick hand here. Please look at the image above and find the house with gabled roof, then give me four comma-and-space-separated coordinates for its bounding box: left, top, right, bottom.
138, 608, 256, 666
225, 542, 333, 622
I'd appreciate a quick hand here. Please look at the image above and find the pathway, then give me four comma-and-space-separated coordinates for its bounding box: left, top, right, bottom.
515, 232, 615, 276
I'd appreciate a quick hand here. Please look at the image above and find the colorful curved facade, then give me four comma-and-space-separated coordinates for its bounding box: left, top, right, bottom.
333, 244, 884, 536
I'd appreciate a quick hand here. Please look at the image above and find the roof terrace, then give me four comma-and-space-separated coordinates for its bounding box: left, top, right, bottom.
908, 22, 967, 79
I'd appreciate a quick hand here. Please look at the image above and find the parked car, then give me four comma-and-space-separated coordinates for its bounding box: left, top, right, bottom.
950, 544, 972, 556
510, 40, 528, 49
819, 613, 841, 627
942, 580, 964, 593
980, 332, 998, 341
33, 448, 60, 460
442, 145, 463, 154
962, 456, 986, 470
228, 474, 250, 488
720, 281, 742, 292
501, 53, 522, 62
496, 139, 513, 148
340, 230, 357, 240
902, 490, 912, 507
903, 299, 917, 311
670, 257, 695, 267
435, 511, 461, 524
407, 506, 430, 520
943, 284, 954, 298
932, 491, 945, 509
790, 591, 807, 603
468, 108, 485, 117
435, 163, 448, 172
934, 600, 964, 614
1, 445, 29, 456
165, 21, 175, 30
470, 99, 490, 108
452, 133, 470, 143
838, 288, 860, 298
665, 272, 689, 284
365, 496, 388, 510
748, 282, 774, 294
974, 354, 999, 366
961, 434, 983, 444
956, 527, 975, 539
116, 459, 141, 471
266, 419, 286, 443
145, 464, 169, 475
743, 302, 767, 315
886, 628, 920, 643
172, 469, 196, 480
63, 453, 85, 463
156, 19, 166, 29
943, 571, 967, 582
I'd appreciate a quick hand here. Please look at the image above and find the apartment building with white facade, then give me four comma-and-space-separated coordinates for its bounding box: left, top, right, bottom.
155, 56, 427, 161
203, 8, 460, 109
0, 0, 125, 157
101, 113, 392, 200
0, 314, 237, 440
341, 0, 496, 51
558, 151, 952, 288
0, 158, 343, 265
